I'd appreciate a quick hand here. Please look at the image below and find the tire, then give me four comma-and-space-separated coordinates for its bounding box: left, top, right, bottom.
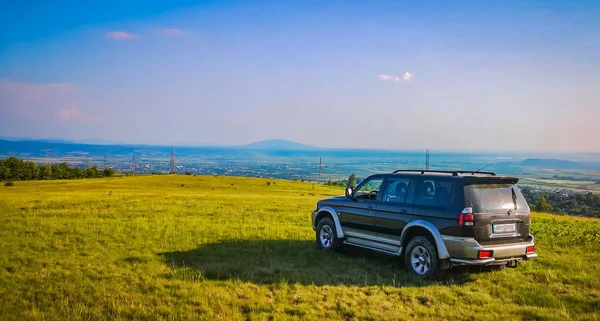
315, 217, 343, 251
404, 236, 440, 280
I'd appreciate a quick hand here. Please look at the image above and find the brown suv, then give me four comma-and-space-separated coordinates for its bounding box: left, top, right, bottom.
311, 170, 537, 278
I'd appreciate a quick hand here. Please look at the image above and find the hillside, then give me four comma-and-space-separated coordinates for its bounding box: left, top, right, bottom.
1, 176, 599, 320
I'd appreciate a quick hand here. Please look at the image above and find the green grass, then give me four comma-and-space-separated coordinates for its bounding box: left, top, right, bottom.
1, 176, 599, 320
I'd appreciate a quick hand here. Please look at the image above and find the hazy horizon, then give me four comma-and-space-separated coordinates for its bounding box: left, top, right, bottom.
2, 1, 599, 152
4, 136, 600, 158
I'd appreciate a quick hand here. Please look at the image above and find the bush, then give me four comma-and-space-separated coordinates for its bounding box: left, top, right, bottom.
325, 179, 347, 187
86, 167, 103, 178
4, 181, 14, 187
103, 168, 115, 177
185, 171, 192, 175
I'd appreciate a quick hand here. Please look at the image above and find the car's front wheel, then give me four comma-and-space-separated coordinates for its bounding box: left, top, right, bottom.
404, 236, 440, 279
316, 217, 343, 251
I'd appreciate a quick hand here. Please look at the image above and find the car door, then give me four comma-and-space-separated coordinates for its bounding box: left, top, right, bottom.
412, 177, 456, 233
338, 177, 384, 239
373, 177, 414, 245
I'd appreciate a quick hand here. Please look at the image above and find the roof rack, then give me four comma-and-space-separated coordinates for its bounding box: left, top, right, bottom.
392, 169, 496, 176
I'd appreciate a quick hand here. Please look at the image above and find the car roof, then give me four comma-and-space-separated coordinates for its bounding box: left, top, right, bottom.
364, 170, 519, 183
392, 169, 497, 177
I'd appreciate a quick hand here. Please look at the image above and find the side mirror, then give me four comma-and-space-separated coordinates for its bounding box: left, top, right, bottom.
345, 187, 353, 199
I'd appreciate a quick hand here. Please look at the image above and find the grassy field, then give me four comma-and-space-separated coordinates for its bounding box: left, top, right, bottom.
519, 177, 600, 194
1, 176, 600, 320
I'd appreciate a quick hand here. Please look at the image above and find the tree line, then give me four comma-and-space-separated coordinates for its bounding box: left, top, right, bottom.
522, 188, 600, 218
543, 175, 600, 182
0, 156, 115, 181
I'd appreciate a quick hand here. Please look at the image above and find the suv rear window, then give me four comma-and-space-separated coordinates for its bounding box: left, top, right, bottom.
464, 183, 530, 213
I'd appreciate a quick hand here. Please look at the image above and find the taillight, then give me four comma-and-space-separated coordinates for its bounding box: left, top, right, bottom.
459, 207, 474, 226
478, 250, 493, 259
526, 246, 535, 254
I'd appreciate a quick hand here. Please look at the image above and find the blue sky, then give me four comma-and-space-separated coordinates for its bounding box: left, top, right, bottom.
1, 0, 599, 151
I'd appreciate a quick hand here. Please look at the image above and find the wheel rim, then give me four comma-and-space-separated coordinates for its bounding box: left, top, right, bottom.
319, 225, 333, 248
410, 245, 431, 275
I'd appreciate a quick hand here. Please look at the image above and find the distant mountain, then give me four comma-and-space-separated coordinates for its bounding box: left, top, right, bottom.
241, 139, 316, 150
0, 136, 125, 145
0, 137, 74, 144
73, 138, 126, 145
0, 139, 142, 156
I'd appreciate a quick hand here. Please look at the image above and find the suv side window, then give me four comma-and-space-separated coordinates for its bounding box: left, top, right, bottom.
381, 178, 412, 203
354, 178, 384, 201
414, 178, 454, 208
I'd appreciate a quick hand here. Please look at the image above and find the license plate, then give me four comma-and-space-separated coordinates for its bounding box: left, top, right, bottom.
493, 223, 516, 233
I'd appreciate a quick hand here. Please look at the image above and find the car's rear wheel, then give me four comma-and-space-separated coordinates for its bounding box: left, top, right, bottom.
404, 236, 440, 279
316, 217, 343, 251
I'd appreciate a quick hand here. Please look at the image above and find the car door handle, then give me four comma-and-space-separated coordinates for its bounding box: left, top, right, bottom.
367, 206, 374, 210
399, 209, 407, 213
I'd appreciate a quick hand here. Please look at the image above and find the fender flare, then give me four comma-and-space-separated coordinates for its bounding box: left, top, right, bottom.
401, 220, 450, 259
314, 207, 345, 238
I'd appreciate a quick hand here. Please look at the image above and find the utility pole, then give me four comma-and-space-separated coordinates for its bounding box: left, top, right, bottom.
318, 157, 322, 183
131, 156, 135, 175
87, 159, 91, 169
170, 146, 176, 174
425, 149, 430, 170
103, 156, 108, 170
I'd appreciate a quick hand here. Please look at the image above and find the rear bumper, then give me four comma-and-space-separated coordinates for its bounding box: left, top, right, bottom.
450, 253, 538, 265
442, 234, 537, 265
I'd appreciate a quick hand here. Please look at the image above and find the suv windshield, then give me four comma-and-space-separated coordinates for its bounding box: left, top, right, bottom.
464, 183, 530, 213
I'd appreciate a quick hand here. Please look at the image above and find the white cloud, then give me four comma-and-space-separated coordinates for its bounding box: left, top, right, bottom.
378, 72, 413, 83
161, 28, 184, 36
105, 31, 136, 40
378, 74, 400, 82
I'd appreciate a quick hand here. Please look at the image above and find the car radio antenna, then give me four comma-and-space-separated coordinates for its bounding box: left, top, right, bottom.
475, 162, 494, 173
